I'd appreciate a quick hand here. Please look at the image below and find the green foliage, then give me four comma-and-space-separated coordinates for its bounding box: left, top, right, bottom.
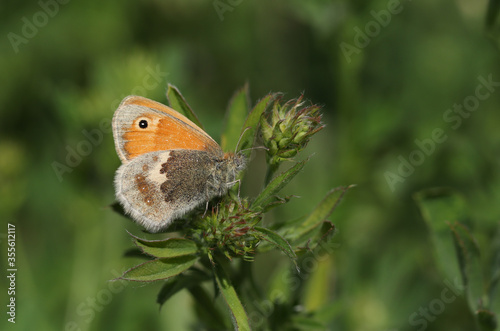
415, 189, 499, 330
260, 95, 324, 183
221, 83, 250, 152
238, 93, 277, 157
132, 234, 198, 258
166, 84, 204, 129
210, 255, 251, 331
252, 158, 307, 210
3, 1, 500, 330
113, 86, 350, 330
120, 256, 200, 282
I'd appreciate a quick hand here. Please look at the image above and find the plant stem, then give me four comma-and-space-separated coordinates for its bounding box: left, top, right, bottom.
264, 163, 280, 187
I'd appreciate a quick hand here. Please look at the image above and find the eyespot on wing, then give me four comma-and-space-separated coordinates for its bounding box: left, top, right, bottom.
113, 96, 222, 162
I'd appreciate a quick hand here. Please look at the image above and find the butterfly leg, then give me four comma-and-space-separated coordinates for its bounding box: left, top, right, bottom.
226, 179, 242, 202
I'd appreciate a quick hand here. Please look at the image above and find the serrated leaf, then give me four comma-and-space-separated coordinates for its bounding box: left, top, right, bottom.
221, 83, 250, 152
157, 268, 210, 307
450, 222, 485, 313
120, 255, 199, 282
238, 93, 277, 156
255, 226, 297, 269
252, 160, 308, 209
166, 84, 204, 129
287, 186, 352, 243
132, 235, 198, 258
211, 255, 251, 331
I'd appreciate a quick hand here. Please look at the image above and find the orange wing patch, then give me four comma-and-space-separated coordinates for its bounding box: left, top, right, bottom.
120, 96, 202, 130
115, 96, 222, 161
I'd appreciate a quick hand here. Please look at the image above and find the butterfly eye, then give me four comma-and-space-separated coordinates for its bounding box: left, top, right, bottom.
138, 119, 148, 129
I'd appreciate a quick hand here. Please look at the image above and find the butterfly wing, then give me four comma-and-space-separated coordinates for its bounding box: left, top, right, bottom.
112, 95, 222, 162
114, 150, 219, 232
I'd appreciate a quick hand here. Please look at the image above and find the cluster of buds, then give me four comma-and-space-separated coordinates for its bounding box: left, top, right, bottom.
190, 199, 262, 261
261, 94, 324, 166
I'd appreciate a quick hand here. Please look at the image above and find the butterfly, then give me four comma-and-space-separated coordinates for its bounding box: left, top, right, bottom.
112, 96, 246, 233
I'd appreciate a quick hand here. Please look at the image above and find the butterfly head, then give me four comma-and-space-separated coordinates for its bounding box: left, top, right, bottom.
221, 151, 246, 183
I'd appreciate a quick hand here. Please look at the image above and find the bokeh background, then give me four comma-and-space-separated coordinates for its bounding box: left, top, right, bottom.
1, 0, 500, 330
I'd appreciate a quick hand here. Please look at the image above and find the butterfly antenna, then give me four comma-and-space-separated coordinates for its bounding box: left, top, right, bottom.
235, 127, 251, 154
238, 146, 268, 154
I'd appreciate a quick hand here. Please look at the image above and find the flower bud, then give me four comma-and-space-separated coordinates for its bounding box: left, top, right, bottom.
260, 95, 324, 166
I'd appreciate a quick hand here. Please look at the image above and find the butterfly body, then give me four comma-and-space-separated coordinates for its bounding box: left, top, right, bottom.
112, 96, 245, 233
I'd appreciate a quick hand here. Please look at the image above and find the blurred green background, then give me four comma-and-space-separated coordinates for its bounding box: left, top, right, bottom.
1, 0, 500, 330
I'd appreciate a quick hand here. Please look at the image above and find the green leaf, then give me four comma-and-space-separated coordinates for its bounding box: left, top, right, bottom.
414, 188, 468, 281
211, 255, 251, 331
237, 93, 277, 156
120, 255, 199, 282
131, 233, 198, 258
450, 222, 485, 313
157, 268, 210, 307
221, 83, 250, 152
258, 195, 295, 214
166, 84, 204, 129
252, 160, 308, 209
255, 226, 297, 269
287, 186, 352, 243
293, 221, 336, 255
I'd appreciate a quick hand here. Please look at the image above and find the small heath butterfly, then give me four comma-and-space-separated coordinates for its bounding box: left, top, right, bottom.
112, 96, 246, 233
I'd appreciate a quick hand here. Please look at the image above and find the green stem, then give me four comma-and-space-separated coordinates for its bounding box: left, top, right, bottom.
264, 163, 280, 187
212, 255, 251, 331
